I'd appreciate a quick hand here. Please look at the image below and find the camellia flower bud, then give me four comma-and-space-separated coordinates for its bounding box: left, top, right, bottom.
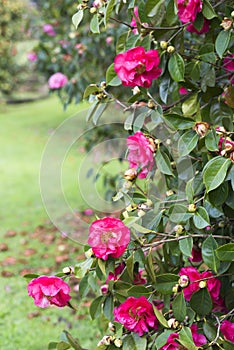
124, 168, 138, 181
172, 283, 180, 293
167, 45, 175, 54
62, 266, 74, 275
160, 41, 168, 50
85, 248, 94, 258
168, 318, 179, 329
188, 204, 196, 213
166, 190, 174, 196
178, 275, 190, 288
231, 10, 234, 18
174, 225, 184, 235
100, 284, 109, 295
97, 335, 113, 347
90, 7, 97, 13
193, 122, 210, 137
108, 322, 116, 332
199, 280, 207, 289
147, 100, 155, 109
114, 338, 123, 348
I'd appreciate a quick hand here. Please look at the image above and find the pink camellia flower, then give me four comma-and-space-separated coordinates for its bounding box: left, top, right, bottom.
177, 0, 202, 23
220, 320, 234, 343
179, 266, 201, 300
106, 263, 125, 282
187, 18, 210, 34
88, 217, 130, 260
218, 137, 234, 157
127, 131, 155, 179
179, 86, 189, 95
191, 324, 207, 346
200, 271, 221, 302
43, 24, 56, 36
114, 46, 162, 88
114, 296, 158, 336
223, 54, 234, 84
27, 275, 71, 308
159, 333, 179, 350
27, 52, 37, 62
48, 72, 68, 89
189, 246, 203, 263
130, 7, 140, 35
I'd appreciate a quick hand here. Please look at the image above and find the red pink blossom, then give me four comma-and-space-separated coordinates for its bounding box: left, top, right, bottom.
187, 18, 210, 34
27, 52, 37, 62
88, 217, 130, 260
191, 324, 207, 346
177, 0, 202, 23
159, 333, 179, 350
114, 296, 158, 336
220, 320, 234, 343
48, 73, 68, 89
27, 275, 71, 308
114, 46, 162, 88
43, 24, 56, 36
127, 131, 155, 179
130, 7, 140, 35
223, 54, 234, 84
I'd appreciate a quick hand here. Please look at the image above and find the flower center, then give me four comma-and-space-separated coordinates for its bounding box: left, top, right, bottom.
136, 62, 146, 75
101, 231, 113, 243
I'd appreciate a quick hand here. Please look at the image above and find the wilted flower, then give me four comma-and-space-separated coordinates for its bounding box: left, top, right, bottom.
27, 52, 37, 62
114, 46, 162, 88
27, 275, 71, 308
220, 17, 233, 31
127, 131, 155, 179
220, 320, 234, 343
48, 73, 68, 89
177, 0, 202, 23
43, 23, 56, 36
114, 296, 158, 336
193, 122, 210, 137
189, 246, 203, 263
88, 217, 130, 260
191, 324, 207, 346
187, 18, 210, 34
124, 168, 138, 181
218, 137, 234, 157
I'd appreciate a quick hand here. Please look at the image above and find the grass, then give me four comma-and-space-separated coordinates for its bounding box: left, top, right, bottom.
0, 96, 104, 349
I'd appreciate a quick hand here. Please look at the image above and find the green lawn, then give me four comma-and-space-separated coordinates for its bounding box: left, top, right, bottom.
0, 96, 102, 349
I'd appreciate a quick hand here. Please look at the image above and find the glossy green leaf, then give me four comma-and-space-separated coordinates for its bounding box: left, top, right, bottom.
156, 273, 179, 294
89, 296, 104, 319
215, 30, 231, 59
168, 53, 185, 82
104, 0, 115, 27
205, 129, 219, 151
193, 206, 210, 229
63, 331, 84, 350
103, 294, 114, 320
203, 322, 218, 341
56, 342, 71, 350
169, 204, 192, 223
155, 330, 176, 349
72, 10, 83, 28
202, 236, 220, 273
83, 84, 100, 99
123, 334, 147, 350
155, 149, 173, 176
162, 114, 195, 130
216, 243, 234, 262
90, 14, 100, 34
126, 254, 134, 280
182, 94, 198, 116
106, 63, 121, 86
153, 304, 169, 328
178, 130, 199, 157
127, 285, 151, 297
172, 292, 186, 322
203, 157, 231, 192
202, 0, 217, 19
190, 288, 212, 317
145, 250, 156, 283
178, 327, 198, 350
179, 237, 193, 257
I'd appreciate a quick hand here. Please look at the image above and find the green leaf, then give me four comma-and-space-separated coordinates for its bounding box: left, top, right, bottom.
168, 53, 185, 82
202, 0, 217, 19
162, 114, 195, 130
48, 343, 58, 350
72, 10, 83, 28
178, 130, 199, 157
92, 103, 108, 125
155, 330, 176, 349
63, 331, 84, 350
203, 321, 218, 341
123, 334, 147, 350
182, 94, 198, 116
193, 206, 210, 229
155, 149, 173, 176
153, 304, 169, 328
79, 274, 90, 298
56, 342, 71, 350
205, 129, 219, 152
145, 250, 156, 283
106, 63, 121, 86
223, 341, 234, 350
202, 236, 220, 273
169, 204, 192, 223
89, 296, 104, 319
90, 14, 100, 34
178, 327, 199, 350
179, 237, 193, 257
145, 0, 162, 16
126, 254, 134, 281
216, 243, 234, 262
190, 288, 212, 317
104, 0, 115, 27
103, 294, 114, 320
83, 84, 100, 99
215, 30, 231, 59
203, 157, 231, 192
98, 258, 106, 276
172, 292, 186, 322
156, 273, 179, 294
128, 285, 151, 297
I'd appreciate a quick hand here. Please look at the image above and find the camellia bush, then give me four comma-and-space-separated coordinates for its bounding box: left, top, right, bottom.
27, 0, 234, 349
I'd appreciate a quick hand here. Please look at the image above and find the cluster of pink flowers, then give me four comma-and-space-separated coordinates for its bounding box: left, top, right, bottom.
27, 52, 37, 62
27, 276, 71, 308
114, 46, 162, 88
48, 72, 68, 89
43, 23, 56, 37
88, 217, 130, 260
179, 266, 224, 307
114, 296, 158, 336
127, 131, 155, 179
